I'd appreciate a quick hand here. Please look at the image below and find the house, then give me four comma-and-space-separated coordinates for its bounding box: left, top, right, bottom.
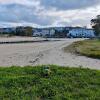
67, 27, 95, 38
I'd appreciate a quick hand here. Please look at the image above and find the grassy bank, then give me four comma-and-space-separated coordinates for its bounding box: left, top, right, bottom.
64, 39, 100, 59
0, 65, 100, 100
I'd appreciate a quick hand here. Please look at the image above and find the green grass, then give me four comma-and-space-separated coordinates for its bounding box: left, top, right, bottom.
64, 39, 100, 59
0, 65, 100, 100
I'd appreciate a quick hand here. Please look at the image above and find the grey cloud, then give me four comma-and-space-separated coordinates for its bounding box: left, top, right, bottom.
0, 4, 55, 26
0, 0, 100, 27
40, 0, 100, 10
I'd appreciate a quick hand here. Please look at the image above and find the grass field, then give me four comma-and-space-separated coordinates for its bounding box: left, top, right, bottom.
0, 65, 100, 100
64, 39, 100, 59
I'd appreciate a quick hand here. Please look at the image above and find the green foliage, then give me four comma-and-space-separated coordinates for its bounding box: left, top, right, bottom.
0, 65, 100, 100
53, 29, 68, 38
16, 26, 33, 36
91, 15, 100, 36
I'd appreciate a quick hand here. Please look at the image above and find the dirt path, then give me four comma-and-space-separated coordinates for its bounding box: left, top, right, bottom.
0, 38, 100, 69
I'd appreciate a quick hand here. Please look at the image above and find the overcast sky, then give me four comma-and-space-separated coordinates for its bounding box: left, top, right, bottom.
0, 0, 100, 28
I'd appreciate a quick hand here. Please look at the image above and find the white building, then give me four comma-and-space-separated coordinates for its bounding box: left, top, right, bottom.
67, 27, 95, 38
33, 29, 42, 36
33, 28, 55, 37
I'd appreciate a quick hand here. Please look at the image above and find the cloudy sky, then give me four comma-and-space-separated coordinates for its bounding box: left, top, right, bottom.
0, 0, 100, 28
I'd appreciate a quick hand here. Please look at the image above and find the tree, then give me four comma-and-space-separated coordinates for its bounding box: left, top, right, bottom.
16, 26, 25, 36
91, 15, 100, 36
16, 26, 33, 36
24, 26, 33, 36
53, 28, 68, 38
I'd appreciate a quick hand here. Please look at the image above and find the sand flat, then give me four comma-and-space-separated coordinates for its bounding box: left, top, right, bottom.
0, 37, 45, 42
0, 38, 100, 69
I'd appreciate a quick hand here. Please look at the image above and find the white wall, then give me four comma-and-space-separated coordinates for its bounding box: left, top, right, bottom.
68, 28, 95, 38
33, 28, 55, 36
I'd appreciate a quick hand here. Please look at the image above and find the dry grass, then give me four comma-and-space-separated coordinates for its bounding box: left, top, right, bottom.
64, 39, 100, 59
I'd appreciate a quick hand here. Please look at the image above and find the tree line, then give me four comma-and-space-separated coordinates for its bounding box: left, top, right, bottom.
0, 26, 33, 37
15, 26, 33, 36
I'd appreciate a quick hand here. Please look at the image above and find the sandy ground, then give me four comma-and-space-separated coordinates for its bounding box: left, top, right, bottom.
0, 36, 46, 42
0, 38, 100, 69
